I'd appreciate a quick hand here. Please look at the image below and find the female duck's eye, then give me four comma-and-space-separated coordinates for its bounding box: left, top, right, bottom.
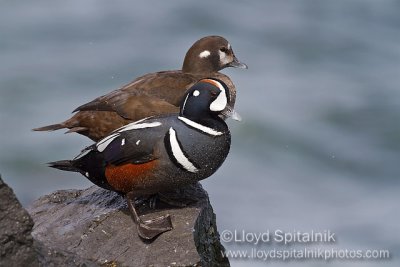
220, 47, 228, 53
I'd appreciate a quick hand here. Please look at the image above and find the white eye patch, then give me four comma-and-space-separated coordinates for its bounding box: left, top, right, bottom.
193, 90, 200, 96
208, 80, 227, 112
210, 89, 227, 112
199, 79, 228, 112
219, 50, 230, 65
199, 50, 211, 58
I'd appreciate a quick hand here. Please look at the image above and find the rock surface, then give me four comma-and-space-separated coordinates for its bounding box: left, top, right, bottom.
0, 175, 39, 267
28, 183, 229, 267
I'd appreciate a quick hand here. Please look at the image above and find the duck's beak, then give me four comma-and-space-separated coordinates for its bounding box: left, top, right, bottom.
222, 108, 242, 122
227, 55, 248, 69
230, 109, 242, 121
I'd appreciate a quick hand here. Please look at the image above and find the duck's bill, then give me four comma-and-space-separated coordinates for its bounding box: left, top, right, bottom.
222, 109, 242, 121
230, 109, 242, 121
227, 56, 248, 69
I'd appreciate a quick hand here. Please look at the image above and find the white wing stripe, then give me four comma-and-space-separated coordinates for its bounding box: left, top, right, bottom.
97, 120, 162, 152
97, 133, 120, 152
118, 121, 162, 132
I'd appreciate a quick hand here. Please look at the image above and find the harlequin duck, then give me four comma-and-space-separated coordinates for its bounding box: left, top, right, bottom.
33, 35, 246, 141
48, 78, 233, 239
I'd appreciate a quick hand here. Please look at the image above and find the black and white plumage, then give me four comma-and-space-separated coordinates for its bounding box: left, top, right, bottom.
49, 78, 234, 239
33, 36, 247, 141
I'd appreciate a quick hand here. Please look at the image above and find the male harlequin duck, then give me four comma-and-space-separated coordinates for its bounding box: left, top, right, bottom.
34, 35, 247, 141
48, 78, 233, 239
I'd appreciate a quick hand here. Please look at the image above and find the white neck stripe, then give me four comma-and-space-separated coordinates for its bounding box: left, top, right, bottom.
169, 127, 198, 173
180, 93, 190, 114
178, 116, 223, 136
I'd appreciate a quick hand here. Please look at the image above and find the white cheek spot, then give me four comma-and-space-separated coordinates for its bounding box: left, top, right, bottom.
228, 43, 231, 50
121, 138, 125, 146
193, 90, 200, 97
136, 140, 141, 145
85, 172, 90, 178
218, 50, 230, 65
199, 50, 211, 58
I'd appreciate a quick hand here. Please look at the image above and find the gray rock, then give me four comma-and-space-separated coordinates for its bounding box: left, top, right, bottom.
0, 175, 39, 267
28, 183, 229, 267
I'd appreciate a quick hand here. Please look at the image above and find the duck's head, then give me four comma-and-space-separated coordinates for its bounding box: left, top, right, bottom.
180, 78, 240, 123
182, 36, 248, 74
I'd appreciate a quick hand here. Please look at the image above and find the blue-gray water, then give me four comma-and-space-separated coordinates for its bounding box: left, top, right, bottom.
1, 1, 399, 266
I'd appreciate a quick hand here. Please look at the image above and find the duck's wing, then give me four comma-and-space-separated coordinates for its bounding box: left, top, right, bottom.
73, 71, 197, 120
96, 119, 166, 166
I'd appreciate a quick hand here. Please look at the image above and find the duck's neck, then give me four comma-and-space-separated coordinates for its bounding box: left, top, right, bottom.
181, 66, 217, 75
179, 112, 226, 132
182, 55, 220, 74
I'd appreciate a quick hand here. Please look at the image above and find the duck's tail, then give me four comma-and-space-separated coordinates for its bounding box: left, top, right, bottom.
48, 160, 80, 173
33, 123, 65, 132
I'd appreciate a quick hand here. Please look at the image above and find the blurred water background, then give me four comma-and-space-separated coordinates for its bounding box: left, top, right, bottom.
1, 1, 399, 266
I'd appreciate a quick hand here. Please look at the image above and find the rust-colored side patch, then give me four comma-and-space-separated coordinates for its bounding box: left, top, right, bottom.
105, 160, 157, 193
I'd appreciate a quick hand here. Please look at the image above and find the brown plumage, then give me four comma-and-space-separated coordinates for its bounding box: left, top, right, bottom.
33, 35, 247, 141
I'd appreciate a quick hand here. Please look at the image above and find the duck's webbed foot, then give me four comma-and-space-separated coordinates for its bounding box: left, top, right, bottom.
126, 192, 173, 240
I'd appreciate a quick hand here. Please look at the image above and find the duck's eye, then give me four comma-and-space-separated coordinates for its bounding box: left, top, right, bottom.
219, 47, 228, 53
210, 91, 218, 97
